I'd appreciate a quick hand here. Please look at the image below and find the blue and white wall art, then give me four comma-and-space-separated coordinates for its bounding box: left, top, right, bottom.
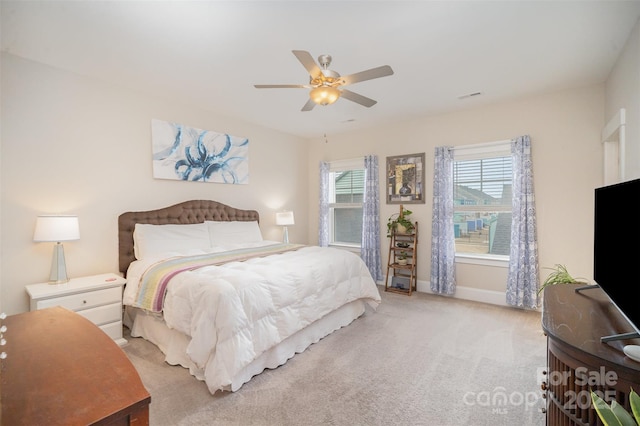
151, 119, 249, 184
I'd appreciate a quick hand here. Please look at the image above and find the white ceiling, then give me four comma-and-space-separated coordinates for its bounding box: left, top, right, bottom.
2, 1, 640, 139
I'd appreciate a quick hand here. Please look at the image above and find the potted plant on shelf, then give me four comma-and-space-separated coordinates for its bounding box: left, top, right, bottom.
387, 205, 414, 237
397, 251, 408, 265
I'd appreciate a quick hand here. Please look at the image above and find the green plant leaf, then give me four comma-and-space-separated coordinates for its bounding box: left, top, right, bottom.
630, 389, 640, 423
611, 400, 638, 426
537, 264, 590, 295
592, 391, 625, 426
386, 209, 414, 237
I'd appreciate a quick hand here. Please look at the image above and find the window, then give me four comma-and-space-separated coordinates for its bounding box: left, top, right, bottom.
453, 143, 512, 257
328, 159, 365, 246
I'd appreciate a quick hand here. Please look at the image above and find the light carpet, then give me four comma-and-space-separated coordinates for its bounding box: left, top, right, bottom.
122, 287, 547, 426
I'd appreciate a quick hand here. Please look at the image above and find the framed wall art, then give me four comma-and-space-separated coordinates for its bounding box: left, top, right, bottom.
386, 152, 425, 204
151, 119, 249, 184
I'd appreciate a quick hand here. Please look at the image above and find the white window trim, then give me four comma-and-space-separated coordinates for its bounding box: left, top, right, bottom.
455, 253, 509, 268
328, 242, 361, 254
602, 108, 625, 185
451, 139, 511, 160
329, 157, 364, 172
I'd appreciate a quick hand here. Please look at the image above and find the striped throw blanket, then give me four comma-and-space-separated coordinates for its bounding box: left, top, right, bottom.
134, 243, 304, 312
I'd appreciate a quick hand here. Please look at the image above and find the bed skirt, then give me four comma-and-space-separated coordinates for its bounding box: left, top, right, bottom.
124, 300, 367, 393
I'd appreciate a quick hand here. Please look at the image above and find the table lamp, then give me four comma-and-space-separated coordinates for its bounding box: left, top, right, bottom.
33, 215, 80, 284
275, 211, 294, 244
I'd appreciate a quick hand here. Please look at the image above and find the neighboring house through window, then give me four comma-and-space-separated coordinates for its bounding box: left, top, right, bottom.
328, 158, 365, 247
453, 142, 512, 258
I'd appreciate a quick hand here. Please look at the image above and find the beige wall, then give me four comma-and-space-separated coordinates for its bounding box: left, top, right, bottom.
0, 54, 309, 315
5, 36, 640, 313
606, 18, 640, 181
308, 85, 605, 304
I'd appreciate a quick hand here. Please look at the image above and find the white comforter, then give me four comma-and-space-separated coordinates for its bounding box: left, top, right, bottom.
124, 242, 381, 392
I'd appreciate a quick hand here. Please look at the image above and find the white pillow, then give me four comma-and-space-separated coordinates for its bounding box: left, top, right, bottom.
206, 221, 263, 246
133, 222, 210, 259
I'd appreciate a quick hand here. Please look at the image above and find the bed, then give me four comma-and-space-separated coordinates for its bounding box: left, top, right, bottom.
118, 200, 381, 394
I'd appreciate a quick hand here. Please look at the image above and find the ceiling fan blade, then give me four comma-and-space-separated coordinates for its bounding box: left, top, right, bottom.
301, 98, 316, 112
340, 89, 377, 108
292, 50, 322, 79
340, 65, 394, 86
254, 84, 308, 89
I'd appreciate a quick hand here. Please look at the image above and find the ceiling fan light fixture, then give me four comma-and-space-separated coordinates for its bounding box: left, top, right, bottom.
255, 50, 393, 110
310, 86, 340, 106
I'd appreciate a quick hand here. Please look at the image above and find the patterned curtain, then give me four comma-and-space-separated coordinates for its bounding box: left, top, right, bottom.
318, 161, 330, 247
430, 146, 456, 294
361, 155, 382, 281
506, 135, 539, 308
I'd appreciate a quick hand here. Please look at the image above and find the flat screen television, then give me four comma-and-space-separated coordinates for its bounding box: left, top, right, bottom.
593, 177, 640, 342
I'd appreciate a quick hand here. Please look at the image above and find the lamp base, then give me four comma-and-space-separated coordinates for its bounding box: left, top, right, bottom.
49, 242, 69, 284
283, 226, 289, 244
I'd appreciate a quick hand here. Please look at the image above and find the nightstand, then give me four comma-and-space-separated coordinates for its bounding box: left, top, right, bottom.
26, 273, 127, 346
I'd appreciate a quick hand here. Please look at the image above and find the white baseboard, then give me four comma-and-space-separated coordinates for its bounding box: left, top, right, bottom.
379, 278, 510, 307
378, 278, 540, 310
423, 284, 509, 307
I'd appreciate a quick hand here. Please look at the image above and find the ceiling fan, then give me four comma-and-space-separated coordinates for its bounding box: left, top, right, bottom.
254, 50, 394, 111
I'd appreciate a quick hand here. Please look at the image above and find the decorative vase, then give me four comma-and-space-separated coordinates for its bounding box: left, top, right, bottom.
399, 183, 412, 195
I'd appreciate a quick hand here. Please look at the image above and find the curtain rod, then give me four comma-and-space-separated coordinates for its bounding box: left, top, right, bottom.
449, 139, 512, 151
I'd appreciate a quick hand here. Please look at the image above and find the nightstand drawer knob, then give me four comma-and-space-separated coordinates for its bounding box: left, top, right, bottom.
83, 300, 87, 304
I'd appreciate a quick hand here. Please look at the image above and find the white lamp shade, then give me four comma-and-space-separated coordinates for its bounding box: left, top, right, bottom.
275, 211, 295, 226
33, 215, 80, 242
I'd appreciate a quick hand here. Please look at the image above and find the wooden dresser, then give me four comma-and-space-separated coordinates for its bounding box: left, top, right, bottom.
542, 285, 640, 425
0, 306, 150, 425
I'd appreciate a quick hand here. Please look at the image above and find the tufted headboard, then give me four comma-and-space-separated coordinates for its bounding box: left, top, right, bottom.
118, 200, 259, 275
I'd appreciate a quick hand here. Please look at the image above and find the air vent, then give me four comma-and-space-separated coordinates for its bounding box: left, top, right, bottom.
458, 92, 483, 100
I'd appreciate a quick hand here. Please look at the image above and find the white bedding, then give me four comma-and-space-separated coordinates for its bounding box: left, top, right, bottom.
123, 241, 381, 393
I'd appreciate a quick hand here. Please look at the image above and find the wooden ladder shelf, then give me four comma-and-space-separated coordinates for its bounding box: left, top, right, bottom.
385, 206, 418, 295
